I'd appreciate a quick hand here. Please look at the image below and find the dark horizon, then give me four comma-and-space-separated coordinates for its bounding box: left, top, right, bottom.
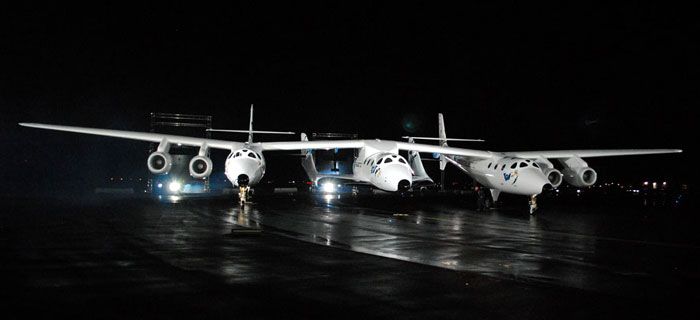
1, 3, 696, 194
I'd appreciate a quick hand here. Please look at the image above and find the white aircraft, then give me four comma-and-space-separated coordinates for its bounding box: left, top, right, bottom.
405, 113, 682, 207
18, 106, 464, 192
298, 134, 436, 192
18, 107, 682, 205
19, 105, 300, 189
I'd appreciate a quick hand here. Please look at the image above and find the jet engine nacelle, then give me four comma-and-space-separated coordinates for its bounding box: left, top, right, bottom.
147, 151, 172, 175
562, 167, 597, 187
542, 168, 563, 188
189, 155, 213, 179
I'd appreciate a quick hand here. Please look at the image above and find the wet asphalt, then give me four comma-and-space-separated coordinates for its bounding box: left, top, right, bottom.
1, 194, 698, 319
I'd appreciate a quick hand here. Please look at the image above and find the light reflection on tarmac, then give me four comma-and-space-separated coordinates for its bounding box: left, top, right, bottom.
219, 195, 699, 297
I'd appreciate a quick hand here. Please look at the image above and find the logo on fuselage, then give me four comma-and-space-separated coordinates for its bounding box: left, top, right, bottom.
503, 170, 518, 184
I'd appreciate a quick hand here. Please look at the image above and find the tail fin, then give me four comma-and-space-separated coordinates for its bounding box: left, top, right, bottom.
438, 113, 447, 171
248, 104, 254, 143
300, 133, 309, 155
438, 113, 447, 147
300, 133, 318, 182
407, 138, 433, 184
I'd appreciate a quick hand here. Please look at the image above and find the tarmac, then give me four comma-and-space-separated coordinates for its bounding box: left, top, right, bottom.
1, 193, 698, 319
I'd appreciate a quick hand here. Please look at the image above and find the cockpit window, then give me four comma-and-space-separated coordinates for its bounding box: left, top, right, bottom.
532, 163, 539, 168
384, 158, 393, 163
501, 164, 506, 170
519, 162, 528, 168
235, 152, 241, 157
377, 158, 384, 165
510, 163, 517, 169
487, 163, 492, 169
398, 158, 406, 164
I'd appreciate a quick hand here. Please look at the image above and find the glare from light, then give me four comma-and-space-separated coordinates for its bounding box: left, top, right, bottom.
157, 183, 163, 188
322, 182, 335, 193
169, 181, 182, 192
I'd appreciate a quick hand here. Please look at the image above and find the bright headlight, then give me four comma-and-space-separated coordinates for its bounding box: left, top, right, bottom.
322, 182, 336, 193
168, 181, 182, 192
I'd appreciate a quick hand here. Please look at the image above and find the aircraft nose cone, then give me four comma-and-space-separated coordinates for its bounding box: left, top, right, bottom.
398, 179, 411, 192
237, 174, 250, 186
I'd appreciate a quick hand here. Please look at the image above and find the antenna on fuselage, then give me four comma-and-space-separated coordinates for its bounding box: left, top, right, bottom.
248, 104, 254, 144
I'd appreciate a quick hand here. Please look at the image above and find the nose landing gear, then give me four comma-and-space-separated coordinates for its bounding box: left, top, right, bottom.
238, 185, 250, 208
237, 174, 250, 208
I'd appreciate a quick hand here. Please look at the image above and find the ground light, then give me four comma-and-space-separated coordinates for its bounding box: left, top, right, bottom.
322, 182, 336, 193
169, 181, 182, 193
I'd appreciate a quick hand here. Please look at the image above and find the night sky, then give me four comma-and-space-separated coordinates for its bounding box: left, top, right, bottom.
1, 3, 696, 195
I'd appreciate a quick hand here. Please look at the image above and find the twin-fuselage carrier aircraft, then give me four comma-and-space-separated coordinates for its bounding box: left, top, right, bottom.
19, 106, 681, 208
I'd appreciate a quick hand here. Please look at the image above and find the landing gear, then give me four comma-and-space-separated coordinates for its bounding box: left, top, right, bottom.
238, 185, 250, 207
529, 194, 538, 215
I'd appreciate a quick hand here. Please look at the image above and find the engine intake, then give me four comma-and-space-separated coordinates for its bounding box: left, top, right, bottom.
147, 152, 172, 175
542, 168, 563, 188
189, 156, 213, 179
562, 167, 597, 187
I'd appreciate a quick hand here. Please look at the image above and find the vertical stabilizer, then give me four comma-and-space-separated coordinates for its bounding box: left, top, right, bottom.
247, 104, 254, 143
438, 113, 447, 147
407, 138, 433, 183
300, 132, 318, 182
438, 113, 447, 171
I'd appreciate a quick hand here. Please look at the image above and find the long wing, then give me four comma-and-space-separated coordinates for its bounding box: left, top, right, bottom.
259, 140, 366, 151
260, 139, 494, 158
19, 123, 245, 150
506, 149, 682, 159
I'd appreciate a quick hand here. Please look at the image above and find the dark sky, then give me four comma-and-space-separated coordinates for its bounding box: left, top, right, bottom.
1, 3, 696, 194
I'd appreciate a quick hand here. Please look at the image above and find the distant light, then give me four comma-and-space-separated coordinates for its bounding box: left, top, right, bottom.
576, 189, 581, 193
643, 181, 649, 186
663, 181, 667, 186
652, 182, 657, 190
157, 183, 163, 189
169, 181, 182, 192
322, 182, 335, 193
